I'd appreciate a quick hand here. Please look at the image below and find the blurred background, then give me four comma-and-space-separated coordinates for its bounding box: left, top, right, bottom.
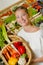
0, 0, 20, 11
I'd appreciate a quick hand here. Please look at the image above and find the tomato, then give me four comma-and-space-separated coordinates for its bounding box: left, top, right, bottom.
13, 41, 22, 49
12, 52, 20, 59
18, 46, 26, 55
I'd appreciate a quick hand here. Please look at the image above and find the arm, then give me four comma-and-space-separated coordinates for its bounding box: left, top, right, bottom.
32, 57, 43, 63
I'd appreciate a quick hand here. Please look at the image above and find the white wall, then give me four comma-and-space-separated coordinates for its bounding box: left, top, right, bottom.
0, 0, 20, 11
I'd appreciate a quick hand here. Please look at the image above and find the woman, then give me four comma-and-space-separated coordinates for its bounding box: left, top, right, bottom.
14, 6, 43, 65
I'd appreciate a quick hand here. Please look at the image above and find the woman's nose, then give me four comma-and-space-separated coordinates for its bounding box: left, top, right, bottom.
21, 17, 26, 22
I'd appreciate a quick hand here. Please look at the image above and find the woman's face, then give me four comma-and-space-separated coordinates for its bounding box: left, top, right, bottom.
15, 9, 29, 27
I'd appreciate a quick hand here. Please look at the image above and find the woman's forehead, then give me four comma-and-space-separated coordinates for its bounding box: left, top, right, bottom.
15, 9, 26, 15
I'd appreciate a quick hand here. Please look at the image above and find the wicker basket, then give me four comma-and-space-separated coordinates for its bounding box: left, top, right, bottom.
1, 35, 32, 65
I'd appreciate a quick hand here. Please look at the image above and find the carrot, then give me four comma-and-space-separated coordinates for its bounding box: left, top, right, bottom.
6, 46, 13, 56
7, 45, 16, 54
2, 49, 10, 61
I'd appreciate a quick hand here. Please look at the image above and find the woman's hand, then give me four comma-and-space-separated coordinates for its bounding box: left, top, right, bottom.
31, 57, 43, 63
32, 58, 39, 63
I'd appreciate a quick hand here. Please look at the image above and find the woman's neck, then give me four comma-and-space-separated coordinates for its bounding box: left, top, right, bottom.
23, 25, 32, 32
23, 25, 40, 33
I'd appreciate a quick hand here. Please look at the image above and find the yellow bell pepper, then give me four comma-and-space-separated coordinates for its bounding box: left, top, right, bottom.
8, 57, 18, 65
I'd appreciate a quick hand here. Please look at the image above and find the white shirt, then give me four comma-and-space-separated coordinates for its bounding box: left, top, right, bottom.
17, 28, 43, 65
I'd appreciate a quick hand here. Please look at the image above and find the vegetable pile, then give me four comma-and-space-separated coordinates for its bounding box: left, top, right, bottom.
27, 7, 37, 17
2, 41, 29, 65
1, 12, 21, 34
32, 15, 43, 27
0, 21, 10, 49
32, 2, 42, 12
4, 14, 16, 24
